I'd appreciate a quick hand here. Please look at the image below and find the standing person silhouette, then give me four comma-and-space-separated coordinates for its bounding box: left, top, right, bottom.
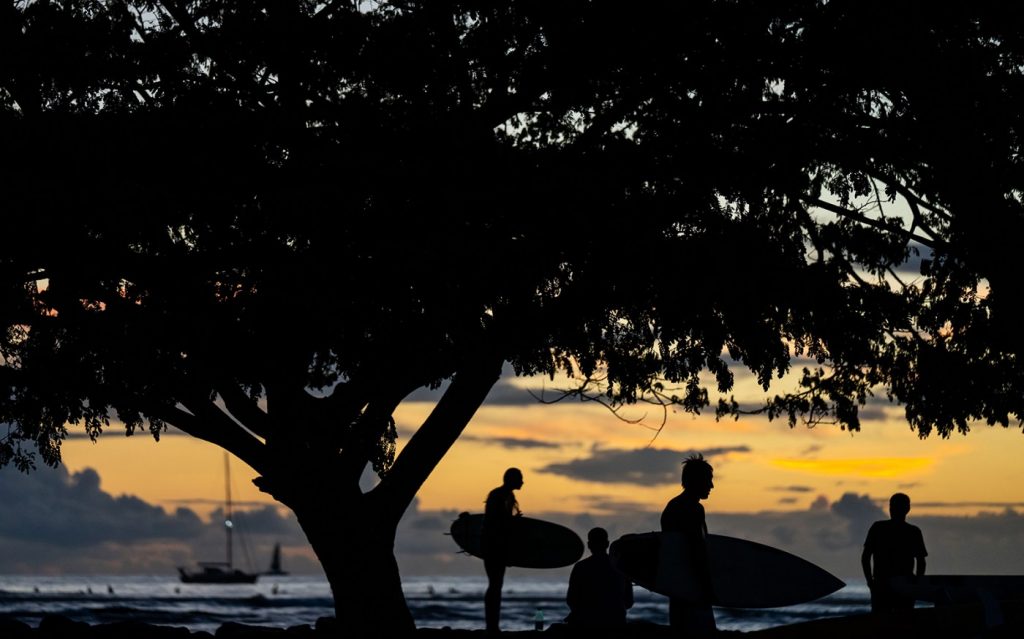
482, 467, 523, 633
862, 492, 928, 614
565, 527, 634, 630
661, 453, 716, 637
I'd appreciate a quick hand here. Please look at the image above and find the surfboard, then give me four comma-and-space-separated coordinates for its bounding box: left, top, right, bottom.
448, 512, 584, 569
610, 531, 845, 608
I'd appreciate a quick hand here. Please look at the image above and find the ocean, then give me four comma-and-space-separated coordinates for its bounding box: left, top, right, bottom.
0, 575, 877, 634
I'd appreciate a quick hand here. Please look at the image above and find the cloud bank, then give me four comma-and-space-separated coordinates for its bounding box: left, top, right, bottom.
0, 465, 316, 575
4, 466, 1024, 582
537, 446, 752, 486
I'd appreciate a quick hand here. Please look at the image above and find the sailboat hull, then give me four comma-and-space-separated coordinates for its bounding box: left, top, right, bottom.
178, 566, 259, 584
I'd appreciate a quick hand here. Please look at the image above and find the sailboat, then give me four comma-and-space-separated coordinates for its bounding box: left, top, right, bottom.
263, 542, 289, 577
178, 453, 260, 584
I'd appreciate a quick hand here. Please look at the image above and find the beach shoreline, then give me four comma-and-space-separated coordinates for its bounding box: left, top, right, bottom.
4, 601, 1023, 639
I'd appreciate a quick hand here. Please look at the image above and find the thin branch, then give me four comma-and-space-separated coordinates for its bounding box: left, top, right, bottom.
792, 199, 826, 264
903, 195, 945, 249
867, 170, 953, 221
800, 194, 941, 251
158, 0, 199, 38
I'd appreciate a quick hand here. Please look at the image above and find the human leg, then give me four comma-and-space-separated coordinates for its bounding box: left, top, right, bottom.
484, 557, 506, 632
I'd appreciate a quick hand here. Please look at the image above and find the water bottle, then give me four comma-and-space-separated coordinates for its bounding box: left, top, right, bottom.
534, 608, 544, 631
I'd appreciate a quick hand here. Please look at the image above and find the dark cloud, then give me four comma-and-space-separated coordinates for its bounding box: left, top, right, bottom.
9, 465, 1024, 582
537, 446, 751, 486
0, 465, 311, 575
778, 497, 798, 504
912, 501, 1024, 509
831, 493, 885, 523
0, 466, 204, 547
576, 495, 656, 514
771, 525, 797, 545
409, 516, 447, 531
460, 435, 562, 449
857, 406, 889, 422
169, 498, 275, 508
892, 241, 933, 279
770, 485, 815, 493
828, 492, 886, 548
800, 445, 823, 457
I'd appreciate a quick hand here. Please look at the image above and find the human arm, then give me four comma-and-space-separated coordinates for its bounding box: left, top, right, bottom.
566, 563, 580, 617
914, 527, 927, 577
862, 523, 877, 589
693, 508, 715, 605
861, 547, 873, 589
696, 538, 715, 605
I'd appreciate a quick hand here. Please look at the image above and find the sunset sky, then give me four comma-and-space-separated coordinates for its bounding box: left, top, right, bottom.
4, 360, 1021, 580
53, 364, 1024, 520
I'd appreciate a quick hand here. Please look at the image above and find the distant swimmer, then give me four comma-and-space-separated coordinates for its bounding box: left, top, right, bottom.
566, 527, 633, 629
482, 467, 524, 633
862, 492, 928, 614
661, 453, 716, 637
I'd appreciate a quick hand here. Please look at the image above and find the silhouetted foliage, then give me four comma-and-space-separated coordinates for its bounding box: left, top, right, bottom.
3, 0, 1024, 632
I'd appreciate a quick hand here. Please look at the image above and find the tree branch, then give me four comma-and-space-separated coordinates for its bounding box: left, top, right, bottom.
866, 170, 953, 221
338, 381, 418, 485
374, 355, 504, 521
216, 383, 271, 440
158, 0, 199, 39
799, 194, 941, 251
165, 394, 266, 474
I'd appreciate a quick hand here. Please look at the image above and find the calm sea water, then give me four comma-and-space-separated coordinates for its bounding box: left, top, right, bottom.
0, 575, 874, 634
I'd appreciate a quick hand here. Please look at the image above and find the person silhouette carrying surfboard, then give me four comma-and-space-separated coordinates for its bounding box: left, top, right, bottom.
661, 453, 716, 637
482, 467, 523, 633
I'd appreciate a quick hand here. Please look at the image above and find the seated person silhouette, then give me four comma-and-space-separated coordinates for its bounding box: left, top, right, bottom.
482, 467, 524, 633
861, 492, 928, 614
565, 527, 634, 630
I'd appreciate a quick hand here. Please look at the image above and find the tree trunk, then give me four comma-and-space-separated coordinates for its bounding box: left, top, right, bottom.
252, 358, 504, 636
292, 492, 413, 637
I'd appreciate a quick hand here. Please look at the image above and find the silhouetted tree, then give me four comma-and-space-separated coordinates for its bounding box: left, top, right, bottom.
3, 1, 1024, 633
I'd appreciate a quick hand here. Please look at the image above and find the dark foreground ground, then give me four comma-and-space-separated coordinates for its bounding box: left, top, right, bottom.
5, 601, 1024, 639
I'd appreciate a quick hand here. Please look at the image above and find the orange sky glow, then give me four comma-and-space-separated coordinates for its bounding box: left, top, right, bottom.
55, 370, 1024, 524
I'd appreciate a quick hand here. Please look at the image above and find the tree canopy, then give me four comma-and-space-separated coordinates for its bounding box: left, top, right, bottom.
3, 0, 1024, 631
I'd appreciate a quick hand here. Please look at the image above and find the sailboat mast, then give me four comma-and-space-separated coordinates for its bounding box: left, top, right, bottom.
224, 453, 233, 569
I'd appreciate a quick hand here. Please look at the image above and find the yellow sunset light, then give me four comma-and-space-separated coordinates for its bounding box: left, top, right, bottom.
771, 457, 934, 478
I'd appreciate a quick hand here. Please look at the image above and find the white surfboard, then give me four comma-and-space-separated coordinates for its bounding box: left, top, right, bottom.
611, 531, 845, 608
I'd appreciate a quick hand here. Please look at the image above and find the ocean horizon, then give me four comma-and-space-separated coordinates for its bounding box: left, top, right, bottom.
0, 574, 882, 633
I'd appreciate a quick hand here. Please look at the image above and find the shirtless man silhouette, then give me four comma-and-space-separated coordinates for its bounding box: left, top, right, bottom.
862, 492, 928, 614
482, 467, 523, 633
661, 453, 716, 637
